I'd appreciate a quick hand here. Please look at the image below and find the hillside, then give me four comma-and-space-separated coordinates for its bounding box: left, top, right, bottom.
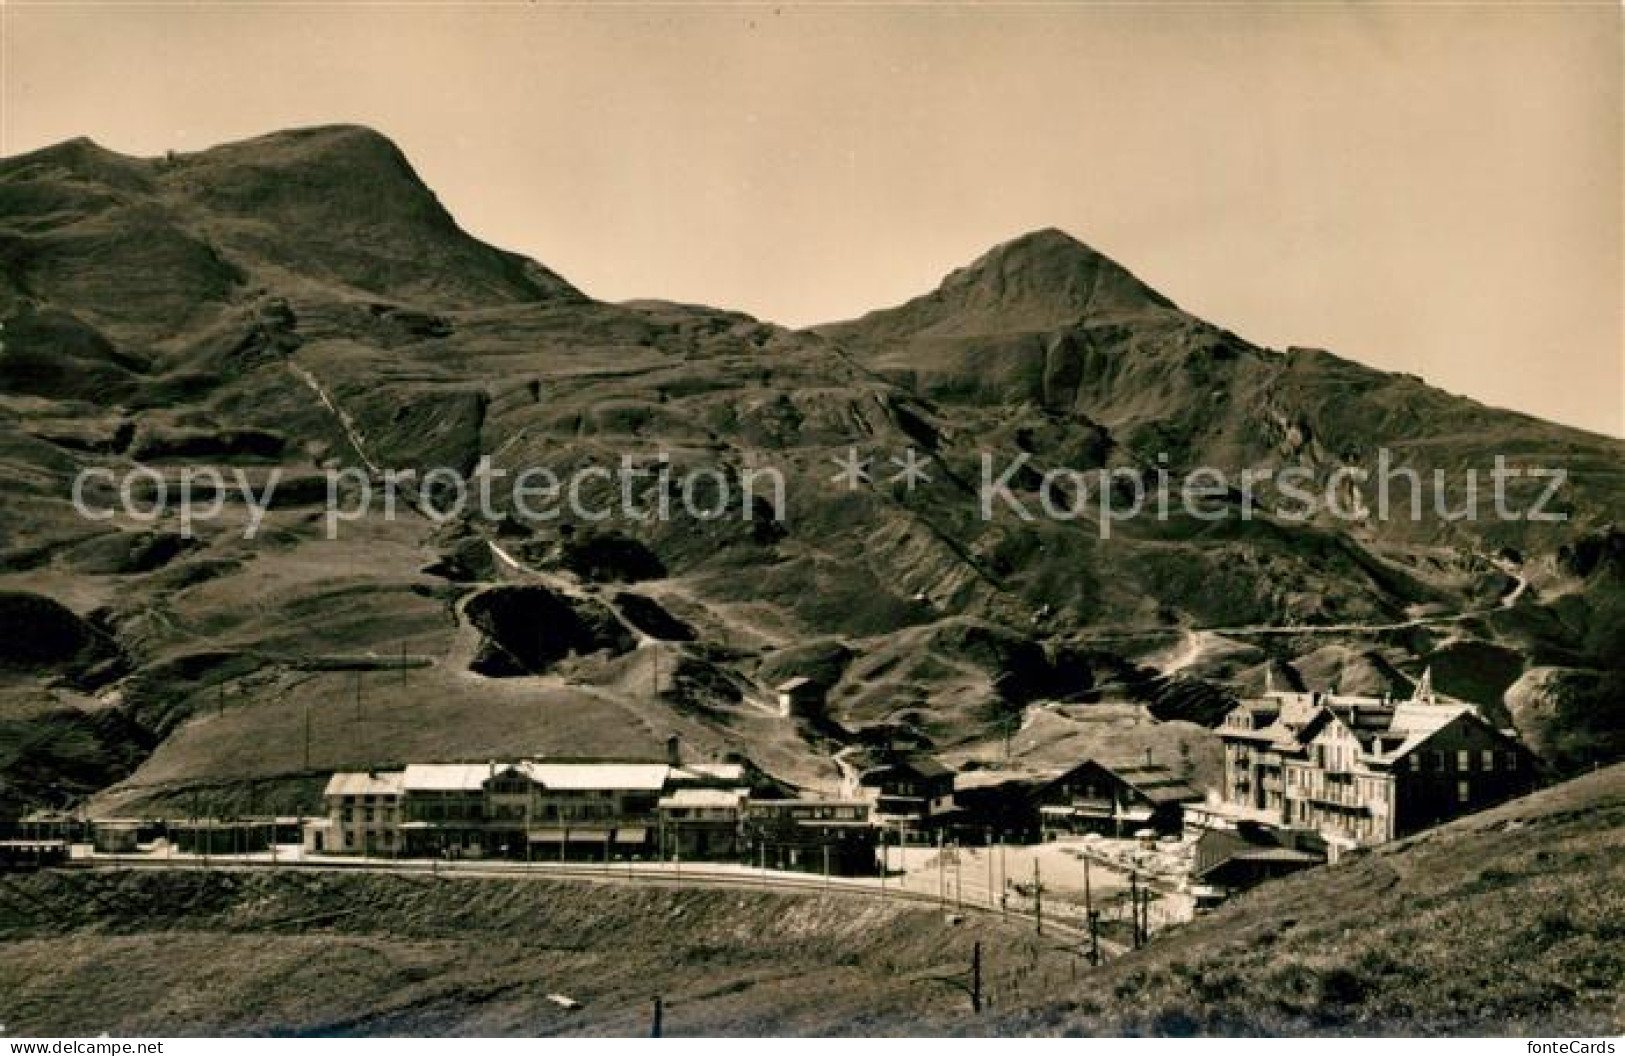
986, 762, 1625, 1036
0, 125, 1620, 817
0, 870, 1061, 1036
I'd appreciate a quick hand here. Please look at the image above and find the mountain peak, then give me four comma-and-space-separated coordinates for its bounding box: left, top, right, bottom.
197, 123, 410, 168
976, 226, 1100, 260
0, 135, 153, 191
165, 124, 582, 306
938, 227, 1176, 319
818, 226, 1179, 341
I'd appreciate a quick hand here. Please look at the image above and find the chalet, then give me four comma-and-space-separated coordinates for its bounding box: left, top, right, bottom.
744, 798, 876, 875
1189, 824, 1324, 905
1032, 756, 1202, 839
321, 769, 404, 855
950, 770, 1048, 843
309, 757, 755, 860
400, 761, 673, 859
848, 752, 956, 832
657, 787, 747, 860
1214, 670, 1541, 854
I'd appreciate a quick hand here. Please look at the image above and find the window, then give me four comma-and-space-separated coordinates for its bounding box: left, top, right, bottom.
1408, 754, 1421, 772
1457, 780, 1471, 804
1481, 749, 1495, 772
1456, 750, 1470, 771
1504, 751, 1519, 772
1430, 751, 1446, 772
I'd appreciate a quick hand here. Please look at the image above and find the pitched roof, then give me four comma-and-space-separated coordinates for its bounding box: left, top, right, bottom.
1097, 761, 1202, 804
671, 762, 746, 784
401, 763, 491, 792
860, 753, 954, 782
1382, 705, 1481, 762
398, 761, 681, 793
325, 770, 406, 797
954, 769, 1047, 792
657, 788, 746, 809
1192, 826, 1326, 881
523, 762, 672, 791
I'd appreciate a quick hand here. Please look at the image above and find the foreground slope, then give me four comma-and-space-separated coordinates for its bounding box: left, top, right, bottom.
987, 763, 1625, 1036
0, 870, 1060, 1036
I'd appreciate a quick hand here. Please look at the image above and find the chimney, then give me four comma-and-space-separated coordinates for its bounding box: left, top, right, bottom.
666, 735, 681, 767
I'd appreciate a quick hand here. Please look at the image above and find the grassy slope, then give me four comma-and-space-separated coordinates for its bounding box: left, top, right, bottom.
985, 763, 1625, 1036
0, 871, 1064, 1036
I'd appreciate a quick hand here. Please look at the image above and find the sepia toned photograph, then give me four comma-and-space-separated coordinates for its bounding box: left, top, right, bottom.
0, 0, 1620, 1045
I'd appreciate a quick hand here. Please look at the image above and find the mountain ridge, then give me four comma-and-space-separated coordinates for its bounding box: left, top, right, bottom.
0, 124, 1619, 821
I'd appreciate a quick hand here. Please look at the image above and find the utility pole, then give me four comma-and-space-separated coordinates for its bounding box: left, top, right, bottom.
1033, 858, 1043, 936
879, 826, 886, 893
988, 831, 1001, 909
971, 941, 983, 1014
650, 996, 663, 1038
354, 669, 363, 721
1130, 872, 1142, 949
986, 829, 995, 911
302, 702, 312, 772
823, 844, 830, 889
937, 830, 946, 905
1084, 855, 1100, 965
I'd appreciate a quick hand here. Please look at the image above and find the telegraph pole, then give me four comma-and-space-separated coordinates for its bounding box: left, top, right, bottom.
986, 829, 995, 911
650, 996, 663, 1038
302, 702, 312, 771
971, 941, 983, 1014
879, 826, 886, 893
1084, 854, 1100, 965
1033, 858, 1043, 936
937, 830, 946, 905
1130, 872, 1142, 949
999, 838, 1008, 916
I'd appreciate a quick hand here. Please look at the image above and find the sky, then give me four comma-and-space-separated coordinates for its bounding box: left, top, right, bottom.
2, 2, 1620, 437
